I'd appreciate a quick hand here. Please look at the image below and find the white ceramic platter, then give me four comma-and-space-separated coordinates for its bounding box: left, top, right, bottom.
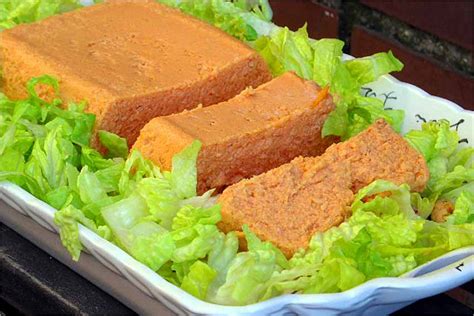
1, 72, 473, 315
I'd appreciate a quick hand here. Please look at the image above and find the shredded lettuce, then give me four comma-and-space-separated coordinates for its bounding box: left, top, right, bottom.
446, 191, 474, 225
98, 130, 128, 158
406, 120, 474, 220
158, 0, 272, 41
207, 225, 288, 305
181, 260, 217, 300
0, 0, 85, 30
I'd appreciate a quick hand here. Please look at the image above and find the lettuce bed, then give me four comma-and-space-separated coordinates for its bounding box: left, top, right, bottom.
0, 0, 473, 306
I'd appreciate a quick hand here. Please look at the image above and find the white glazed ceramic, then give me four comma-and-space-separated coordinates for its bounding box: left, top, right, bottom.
1, 73, 473, 315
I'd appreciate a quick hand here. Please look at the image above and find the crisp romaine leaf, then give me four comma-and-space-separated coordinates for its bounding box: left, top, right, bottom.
101, 194, 149, 248
260, 264, 316, 300
404, 120, 474, 219
448, 147, 474, 170
405, 120, 459, 168
135, 141, 204, 228
321, 101, 349, 137
172, 223, 221, 263
172, 204, 221, 230
160, 0, 271, 41
244, 225, 288, 268
181, 261, 217, 300
345, 51, 403, 85
54, 205, 108, 261
446, 191, 474, 225
311, 38, 344, 87
0, 123, 16, 156
411, 192, 435, 219
0, 148, 25, 185
171, 261, 195, 285
136, 177, 181, 229
98, 130, 129, 158
45, 186, 74, 210
171, 140, 202, 199
80, 147, 116, 171
329, 61, 360, 101
352, 180, 416, 219
118, 149, 161, 196
207, 232, 239, 298
0, 0, 83, 30
442, 182, 474, 203
94, 161, 124, 193
77, 166, 108, 204
208, 225, 286, 305
305, 257, 366, 293
101, 194, 175, 270
129, 222, 175, 271
431, 166, 474, 198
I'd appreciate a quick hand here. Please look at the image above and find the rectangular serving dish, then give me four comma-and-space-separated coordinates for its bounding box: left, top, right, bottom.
1, 71, 473, 315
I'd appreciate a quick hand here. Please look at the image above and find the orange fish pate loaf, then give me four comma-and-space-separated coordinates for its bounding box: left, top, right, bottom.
0, 1, 271, 146
133, 72, 338, 194
218, 120, 430, 258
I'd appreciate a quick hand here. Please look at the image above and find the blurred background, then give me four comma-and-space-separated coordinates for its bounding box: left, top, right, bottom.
269, 0, 473, 110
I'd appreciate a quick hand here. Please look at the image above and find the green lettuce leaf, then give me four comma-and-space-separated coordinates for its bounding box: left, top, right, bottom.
208, 225, 287, 305
180, 260, 217, 300
171, 210, 222, 263
77, 166, 108, 204
446, 191, 474, 225
135, 141, 203, 228
158, 0, 272, 41
54, 205, 111, 261
171, 140, 201, 199
0, 0, 84, 30
405, 120, 474, 219
405, 120, 459, 182
345, 51, 403, 85
101, 194, 175, 271
206, 232, 239, 299
311, 38, 345, 87
352, 180, 416, 219
98, 130, 129, 158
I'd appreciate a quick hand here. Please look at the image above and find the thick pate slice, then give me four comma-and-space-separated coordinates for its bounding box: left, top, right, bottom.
1, 1, 271, 146
218, 120, 429, 258
133, 72, 337, 194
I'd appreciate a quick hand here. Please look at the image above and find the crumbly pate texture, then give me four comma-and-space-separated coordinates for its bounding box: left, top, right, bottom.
218, 120, 430, 257
133, 72, 337, 194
